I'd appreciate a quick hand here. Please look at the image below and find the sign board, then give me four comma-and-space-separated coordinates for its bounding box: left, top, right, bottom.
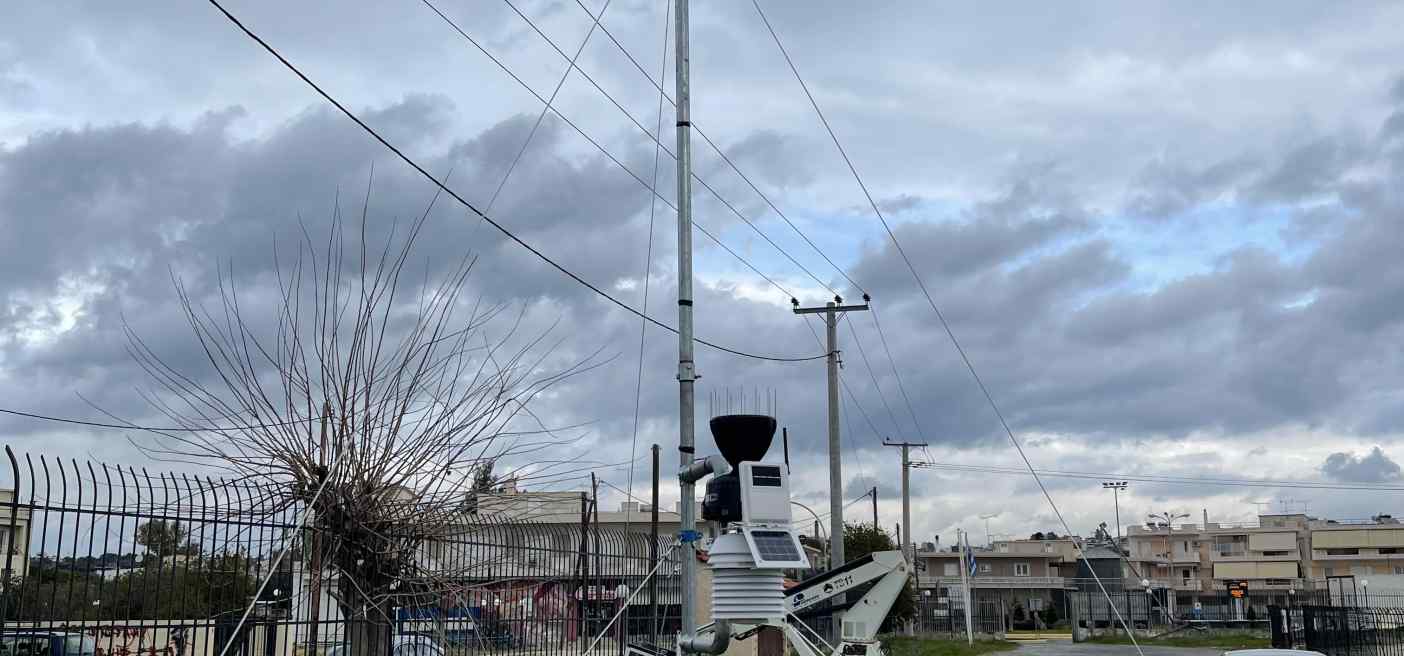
1226, 580, 1249, 598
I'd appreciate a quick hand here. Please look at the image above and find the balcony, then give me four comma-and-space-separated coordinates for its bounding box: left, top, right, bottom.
919, 575, 1066, 590
1133, 553, 1201, 565
1175, 578, 1203, 591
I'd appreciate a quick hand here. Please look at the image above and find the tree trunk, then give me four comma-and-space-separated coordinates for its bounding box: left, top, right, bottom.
341, 573, 392, 656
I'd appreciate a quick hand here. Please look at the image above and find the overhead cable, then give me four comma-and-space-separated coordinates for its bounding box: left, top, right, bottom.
204, 0, 825, 363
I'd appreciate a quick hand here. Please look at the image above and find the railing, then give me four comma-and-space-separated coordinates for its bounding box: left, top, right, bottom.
0, 448, 685, 656
1175, 578, 1202, 590
1271, 604, 1404, 655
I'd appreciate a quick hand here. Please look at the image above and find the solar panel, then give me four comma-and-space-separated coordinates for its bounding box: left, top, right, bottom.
751, 530, 801, 561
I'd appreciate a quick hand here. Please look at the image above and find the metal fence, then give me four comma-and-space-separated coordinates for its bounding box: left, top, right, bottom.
1271, 604, 1404, 656
0, 449, 682, 656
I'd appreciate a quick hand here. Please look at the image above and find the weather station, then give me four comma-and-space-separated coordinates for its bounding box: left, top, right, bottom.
656, 413, 910, 656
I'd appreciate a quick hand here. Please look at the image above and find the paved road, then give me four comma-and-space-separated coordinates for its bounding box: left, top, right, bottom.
1014, 641, 1223, 655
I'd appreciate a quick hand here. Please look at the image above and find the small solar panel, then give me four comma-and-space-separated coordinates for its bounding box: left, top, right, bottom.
751, 529, 802, 562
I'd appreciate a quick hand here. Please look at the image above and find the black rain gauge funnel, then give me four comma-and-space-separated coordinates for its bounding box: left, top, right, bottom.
709, 414, 777, 468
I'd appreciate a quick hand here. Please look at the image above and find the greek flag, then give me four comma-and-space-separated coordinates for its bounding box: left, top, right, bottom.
964, 533, 977, 577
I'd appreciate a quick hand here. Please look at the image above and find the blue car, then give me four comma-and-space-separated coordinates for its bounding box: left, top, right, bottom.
0, 632, 98, 656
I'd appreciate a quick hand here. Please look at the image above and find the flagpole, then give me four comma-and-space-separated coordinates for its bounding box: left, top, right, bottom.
959, 530, 974, 645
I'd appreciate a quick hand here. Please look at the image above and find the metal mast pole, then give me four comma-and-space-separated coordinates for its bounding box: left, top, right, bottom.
673, 0, 699, 640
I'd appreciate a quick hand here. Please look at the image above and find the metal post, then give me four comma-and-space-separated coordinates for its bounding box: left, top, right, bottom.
650, 444, 660, 646
308, 402, 329, 655
673, 0, 699, 641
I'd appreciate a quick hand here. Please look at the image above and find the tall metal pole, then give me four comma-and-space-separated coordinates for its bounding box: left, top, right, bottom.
825, 303, 843, 572
673, 0, 698, 639
650, 444, 660, 646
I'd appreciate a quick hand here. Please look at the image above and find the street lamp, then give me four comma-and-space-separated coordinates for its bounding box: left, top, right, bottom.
1101, 482, 1128, 545
1362, 579, 1370, 607
1147, 511, 1190, 585
791, 501, 828, 569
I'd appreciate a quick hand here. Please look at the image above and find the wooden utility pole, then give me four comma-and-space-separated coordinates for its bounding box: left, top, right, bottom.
884, 440, 928, 564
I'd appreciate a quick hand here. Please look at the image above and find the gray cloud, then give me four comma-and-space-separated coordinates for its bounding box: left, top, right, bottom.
9, 0, 1404, 540
1322, 447, 1402, 483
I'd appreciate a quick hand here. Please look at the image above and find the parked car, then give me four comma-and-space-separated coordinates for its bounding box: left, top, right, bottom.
325, 634, 443, 656
0, 632, 97, 656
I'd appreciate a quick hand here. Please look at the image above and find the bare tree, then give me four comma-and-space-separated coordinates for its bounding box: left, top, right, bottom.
121, 183, 602, 656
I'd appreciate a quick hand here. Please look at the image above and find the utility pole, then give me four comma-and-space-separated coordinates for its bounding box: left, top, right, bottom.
1101, 481, 1128, 545
884, 440, 928, 564
793, 294, 870, 572
673, 0, 699, 641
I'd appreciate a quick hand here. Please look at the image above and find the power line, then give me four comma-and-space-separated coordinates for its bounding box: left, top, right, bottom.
421, 0, 799, 304
482, 0, 613, 214
419, 0, 820, 304
624, 0, 671, 537
915, 459, 1404, 492
535, 0, 865, 296
484, 0, 842, 298
204, 0, 824, 363
869, 306, 926, 442
845, 317, 903, 437
0, 407, 314, 433
749, 3, 1143, 650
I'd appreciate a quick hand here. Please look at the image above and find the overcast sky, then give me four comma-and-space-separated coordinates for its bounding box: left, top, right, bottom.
5, 0, 1404, 548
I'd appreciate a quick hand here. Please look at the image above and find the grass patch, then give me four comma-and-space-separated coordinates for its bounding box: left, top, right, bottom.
882, 635, 1017, 656
1087, 632, 1270, 649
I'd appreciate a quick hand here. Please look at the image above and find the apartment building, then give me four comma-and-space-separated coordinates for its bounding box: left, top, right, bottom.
914, 540, 1068, 618
1126, 513, 1309, 601
1308, 515, 1404, 581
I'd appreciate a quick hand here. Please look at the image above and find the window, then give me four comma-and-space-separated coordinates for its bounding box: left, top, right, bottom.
1014, 563, 1031, 577
1324, 567, 1335, 577
1043, 543, 1054, 553
1181, 570, 1191, 581
1325, 548, 1360, 556
1028, 597, 1044, 611
981, 564, 992, 574
1262, 550, 1291, 557
1394, 566, 1403, 575
944, 563, 958, 576
998, 544, 1009, 553
1381, 547, 1403, 555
